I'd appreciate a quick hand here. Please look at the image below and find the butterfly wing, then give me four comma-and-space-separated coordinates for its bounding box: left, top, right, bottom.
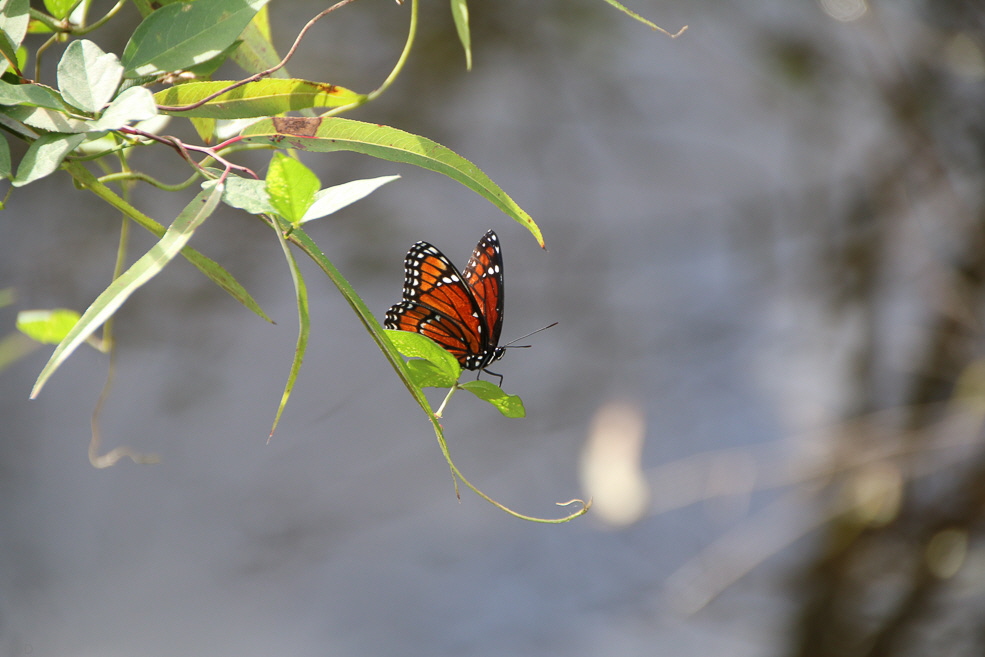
384, 241, 486, 367
462, 230, 504, 351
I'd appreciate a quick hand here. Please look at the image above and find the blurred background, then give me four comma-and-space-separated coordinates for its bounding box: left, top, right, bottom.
4, 0, 985, 655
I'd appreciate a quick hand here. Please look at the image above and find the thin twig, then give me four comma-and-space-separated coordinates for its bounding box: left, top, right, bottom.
118, 127, 258, 179
157, 0, 365, 113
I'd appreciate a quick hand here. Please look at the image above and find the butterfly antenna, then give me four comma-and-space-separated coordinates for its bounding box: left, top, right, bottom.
502, 322, 558, 349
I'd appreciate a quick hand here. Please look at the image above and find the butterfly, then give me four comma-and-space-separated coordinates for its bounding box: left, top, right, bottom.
385, 229, 507, 379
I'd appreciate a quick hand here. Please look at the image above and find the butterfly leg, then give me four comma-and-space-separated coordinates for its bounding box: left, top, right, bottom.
479, 368, 504, 387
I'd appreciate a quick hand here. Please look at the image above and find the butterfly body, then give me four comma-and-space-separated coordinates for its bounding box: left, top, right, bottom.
385, 230, 505, 374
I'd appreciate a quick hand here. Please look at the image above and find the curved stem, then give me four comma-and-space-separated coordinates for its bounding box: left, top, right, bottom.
27, 9, 61, 33
432, 419, 591, 523
366, 0, 418, 102
434, 385, 456, 418
97, 170, 201, 192
34, 34, 58, 82
601, 0, 688, 37
322, 0, 418, 117
76, 0, 128, 35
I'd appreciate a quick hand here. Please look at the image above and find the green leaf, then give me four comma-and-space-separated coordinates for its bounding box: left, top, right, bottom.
154, 79, 365, 118
43, 0, 81, 20
460, 380, 526, 418
450, 0, 472, 71
0, 29, 18, 76
0, 109, 39, 139
265, 153, 319, 223
0, 0, 29, 54
383, 329, 461, 380
231, 7, 284, 76
406, 358, 458, 389
182, 40, 242, 78
57, 39, 123, 113
30, 184, 225, 398
268, 224, 309, 438
16, 308, 81, 344
13, 132, 86, 186
91, 85, 157, 130
0, 133, 10, 178
4, 105, 90, 132
216, 175, 273, 214
0, 79, 66, 109
121, 0, 271, 78
241, 117, 544, 246
300, 175, 399, 223
188, 116, 215, 142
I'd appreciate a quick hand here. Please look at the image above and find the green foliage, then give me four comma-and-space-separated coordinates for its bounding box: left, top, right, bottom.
241, 117, 544, 245
450, 0, 472, 70
266, 152, 319, 224
154, 80, 366, 118
460, 381, 526, 418
120, 0, 271, 78
16, 308, 82, 344
57, 39, 123, 113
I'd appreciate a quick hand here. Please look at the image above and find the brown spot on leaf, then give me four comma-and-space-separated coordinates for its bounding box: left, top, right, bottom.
272, 117, 321, 137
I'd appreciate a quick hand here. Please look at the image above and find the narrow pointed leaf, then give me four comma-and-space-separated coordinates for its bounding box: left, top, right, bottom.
154, 79, 365, 118
450, 0, 472, 70
268, 229, 309, 438
241, 117, 544, 246
30, 184, 224, 398
301, 175, 399, 223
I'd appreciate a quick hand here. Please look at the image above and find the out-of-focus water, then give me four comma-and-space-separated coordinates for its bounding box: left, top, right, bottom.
0, 1, 946, 655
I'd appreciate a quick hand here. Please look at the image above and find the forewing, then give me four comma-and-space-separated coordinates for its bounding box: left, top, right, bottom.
384, 241, 485, 363
462, 230, 504, 348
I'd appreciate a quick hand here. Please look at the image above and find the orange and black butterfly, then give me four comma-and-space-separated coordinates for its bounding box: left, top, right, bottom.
385, 230, 506, 377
